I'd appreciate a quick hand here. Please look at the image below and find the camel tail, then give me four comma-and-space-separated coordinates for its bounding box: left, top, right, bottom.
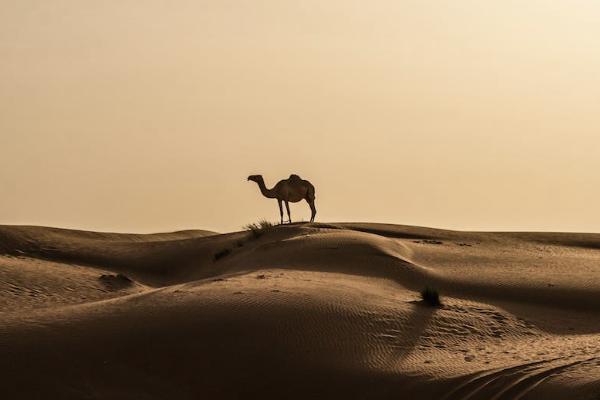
307, 184, 316, 201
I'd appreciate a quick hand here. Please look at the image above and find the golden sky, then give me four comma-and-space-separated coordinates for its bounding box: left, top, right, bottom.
1, 1, 599, 233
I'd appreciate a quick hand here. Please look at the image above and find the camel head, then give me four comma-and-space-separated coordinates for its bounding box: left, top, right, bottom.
247, 174, 263, 183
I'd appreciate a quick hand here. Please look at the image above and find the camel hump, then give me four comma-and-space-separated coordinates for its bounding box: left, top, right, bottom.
288, 174, 302, 182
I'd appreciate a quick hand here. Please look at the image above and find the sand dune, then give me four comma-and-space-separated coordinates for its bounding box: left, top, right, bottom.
1, 223, 599, 399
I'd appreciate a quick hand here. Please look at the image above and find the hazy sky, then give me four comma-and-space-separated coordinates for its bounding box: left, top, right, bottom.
1, 1, 600, 233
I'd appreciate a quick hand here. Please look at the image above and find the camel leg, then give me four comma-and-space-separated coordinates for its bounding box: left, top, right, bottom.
278, 200, 283, 224
309, 200, 316, 222
285, 201, 291, 223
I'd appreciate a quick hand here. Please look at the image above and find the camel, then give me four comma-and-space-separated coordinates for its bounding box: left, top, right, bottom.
247, 174, 316, 224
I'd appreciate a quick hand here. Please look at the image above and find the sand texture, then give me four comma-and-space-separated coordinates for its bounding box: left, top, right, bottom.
1, 223, 599, 399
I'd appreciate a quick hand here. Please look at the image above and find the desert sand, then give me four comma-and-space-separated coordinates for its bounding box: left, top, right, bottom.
1, 222, 599, 399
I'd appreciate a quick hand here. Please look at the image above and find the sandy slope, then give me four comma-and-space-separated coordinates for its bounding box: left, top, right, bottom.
1, 223, 599, 399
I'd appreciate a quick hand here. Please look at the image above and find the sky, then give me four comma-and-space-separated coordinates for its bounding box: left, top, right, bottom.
1, 1, 600, 233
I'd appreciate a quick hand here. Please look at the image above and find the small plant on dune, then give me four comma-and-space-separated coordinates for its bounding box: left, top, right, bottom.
244, 219, 274, 239
420, 287, 442, 307
213, 248, 232, 261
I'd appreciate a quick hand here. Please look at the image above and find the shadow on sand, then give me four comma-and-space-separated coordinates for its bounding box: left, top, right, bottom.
390, 302, 438, 367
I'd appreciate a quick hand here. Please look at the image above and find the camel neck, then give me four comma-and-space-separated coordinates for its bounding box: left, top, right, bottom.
256, 179, 276, 198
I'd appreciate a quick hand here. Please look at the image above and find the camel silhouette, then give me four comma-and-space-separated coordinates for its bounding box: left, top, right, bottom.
247, 174, 316, 224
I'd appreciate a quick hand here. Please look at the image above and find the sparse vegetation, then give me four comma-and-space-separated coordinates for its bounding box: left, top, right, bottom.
244, 219, 274, 239
214, 248, 232, 261
213, 220, 275, 262
420, 287, 442, 307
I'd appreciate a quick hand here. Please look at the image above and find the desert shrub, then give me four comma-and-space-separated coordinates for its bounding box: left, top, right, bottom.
214, 248, 232, 261
244, 219, 274, 239
420, 287, 442, 307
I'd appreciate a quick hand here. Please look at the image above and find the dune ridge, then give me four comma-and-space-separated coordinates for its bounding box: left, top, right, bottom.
1, 223, 599, 399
